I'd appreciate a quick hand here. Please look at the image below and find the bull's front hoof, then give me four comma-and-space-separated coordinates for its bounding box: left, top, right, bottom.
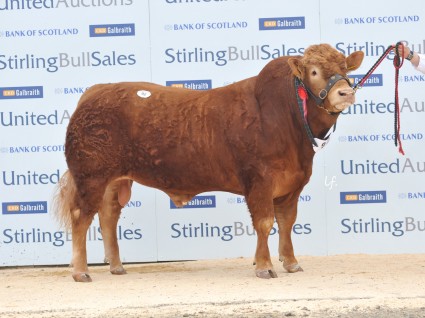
110, 266, 127, 275
255, 269, 278, 279
72, 272, 92, 282
283, 263, 304, 273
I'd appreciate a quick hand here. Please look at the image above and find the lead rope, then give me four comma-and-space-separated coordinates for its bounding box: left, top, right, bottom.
393, 43, 405, 155
353, 42, 405, 155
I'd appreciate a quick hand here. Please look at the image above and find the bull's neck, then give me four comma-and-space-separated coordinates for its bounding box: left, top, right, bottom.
306, 99, 339, 139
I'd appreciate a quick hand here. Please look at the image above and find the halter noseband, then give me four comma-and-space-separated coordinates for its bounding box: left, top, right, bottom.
298, 74, 352, 114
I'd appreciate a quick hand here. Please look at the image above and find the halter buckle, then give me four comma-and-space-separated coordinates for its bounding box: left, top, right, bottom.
319, 89, 328, 99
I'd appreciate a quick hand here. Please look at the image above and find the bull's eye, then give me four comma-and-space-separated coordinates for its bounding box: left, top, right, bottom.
312, 70, 317, 76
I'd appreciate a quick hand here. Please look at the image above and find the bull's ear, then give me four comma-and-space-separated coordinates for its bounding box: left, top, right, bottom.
346, 51, 364, 72
288, 57, 303, 77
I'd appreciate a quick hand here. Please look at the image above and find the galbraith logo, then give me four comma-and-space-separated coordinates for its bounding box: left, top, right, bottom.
89, 23, 135, 37
2, 201, 48, 214
349, 74, 383, 87
259, 17, 305, 30
170, 195, 216, 209
0, 86, 43, 99
166, 80, 212, 90
340, 191, 387, 204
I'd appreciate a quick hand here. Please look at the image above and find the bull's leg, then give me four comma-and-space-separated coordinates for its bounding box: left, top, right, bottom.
274, 199, 303, 273
70, 177, 110, 282
98, 180, 132, 275
246, 187, 277, 279
71, 209, 95, 282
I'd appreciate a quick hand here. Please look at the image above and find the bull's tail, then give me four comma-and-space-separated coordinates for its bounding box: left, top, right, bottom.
52, 170, 78, 230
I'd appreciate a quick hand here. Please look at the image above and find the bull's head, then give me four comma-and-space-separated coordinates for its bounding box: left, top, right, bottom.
288, 44, 364, 114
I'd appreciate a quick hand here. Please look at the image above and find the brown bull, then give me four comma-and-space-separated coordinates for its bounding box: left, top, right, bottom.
54, 43, 364, 282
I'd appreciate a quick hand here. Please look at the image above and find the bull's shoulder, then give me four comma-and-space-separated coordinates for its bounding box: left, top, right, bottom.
254, 56, 298, 106
257, 55, 297, 81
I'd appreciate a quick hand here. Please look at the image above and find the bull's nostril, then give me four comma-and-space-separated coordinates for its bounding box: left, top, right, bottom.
339, 89, 354, 96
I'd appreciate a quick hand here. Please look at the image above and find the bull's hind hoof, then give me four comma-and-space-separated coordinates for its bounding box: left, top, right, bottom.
255, 269, 278, 279
72, 273, 92, 282
283, 263, 304, 273
110, 266, 127, 275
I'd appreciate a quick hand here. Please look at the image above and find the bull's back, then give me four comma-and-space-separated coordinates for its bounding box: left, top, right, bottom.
123, 80, 259, 192
66, 80, 258, 193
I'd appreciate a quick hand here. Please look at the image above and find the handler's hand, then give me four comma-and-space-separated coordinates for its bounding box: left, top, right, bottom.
393, 43, 409, 59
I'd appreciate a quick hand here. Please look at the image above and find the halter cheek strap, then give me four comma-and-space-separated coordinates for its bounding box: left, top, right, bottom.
302, 74, 351, 106
295, 77, 336, 151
